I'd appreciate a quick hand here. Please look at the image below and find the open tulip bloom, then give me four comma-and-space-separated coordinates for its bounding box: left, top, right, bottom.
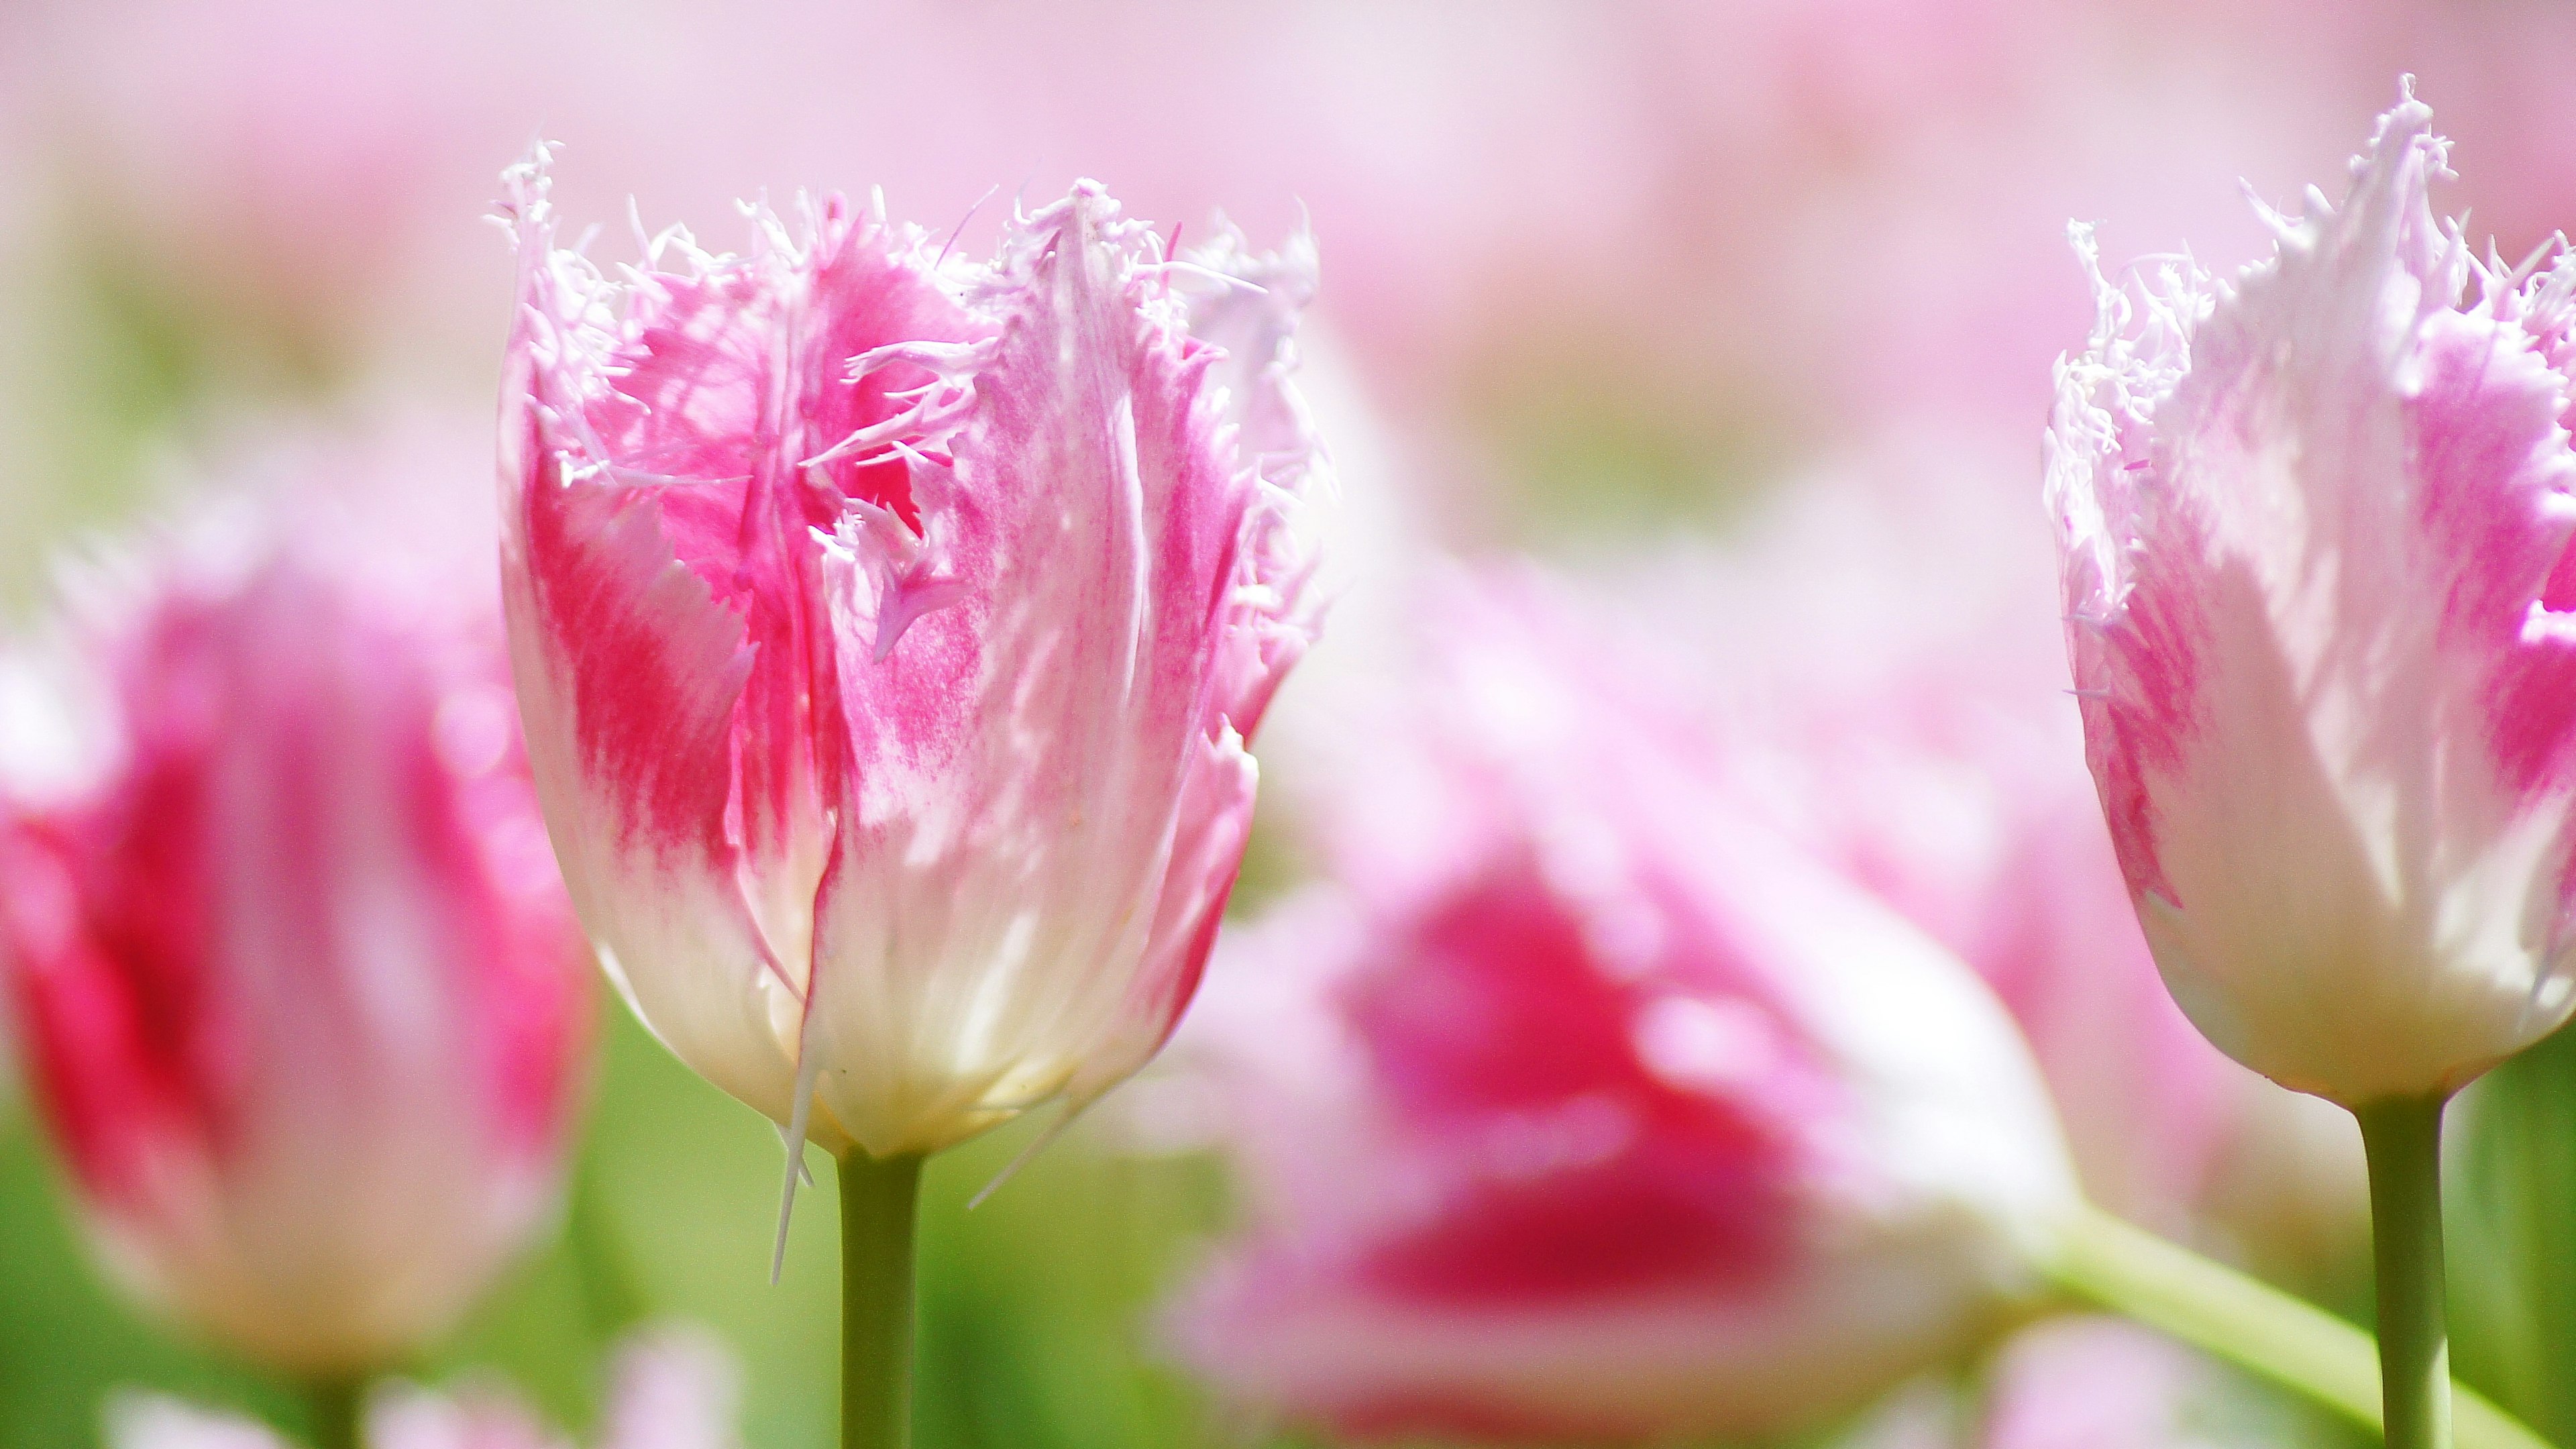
2050, 86, 2576, 1449
496, 153, 1322, 1446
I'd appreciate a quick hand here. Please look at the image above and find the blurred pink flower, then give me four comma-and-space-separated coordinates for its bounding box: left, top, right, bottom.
498, 160, 1322, 1165
2049, 88, 2576, 1106
1163, 575, 2075, 1443
108, 1328, 739, 1449
1574, 448, 2243, 1228
1977, 1318, 2229, 1449
0, 420, 591, 1374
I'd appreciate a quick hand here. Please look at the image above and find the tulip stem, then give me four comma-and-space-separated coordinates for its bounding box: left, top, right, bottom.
2361, 1094, 2454, 1449
838, 1150, 924, 1449
303, 1374, 364, 1449
2047, 1202, 2548, 1449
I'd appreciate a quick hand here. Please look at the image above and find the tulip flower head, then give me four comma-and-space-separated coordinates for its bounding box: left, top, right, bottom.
0, 427, 592, 1374
496, 156, 1322, 1177
2047, 87, 2576, 1106
1164, 576, 2077, 1443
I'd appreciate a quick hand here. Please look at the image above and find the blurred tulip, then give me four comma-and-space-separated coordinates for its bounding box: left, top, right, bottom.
497, 158, 1322, 1167
0, 422, 591, 1375
1163, 574, 2076, 1444
1561, 453, 2247, 1228
2047, 89, 2576, 1107
109, 1328, 739, 1449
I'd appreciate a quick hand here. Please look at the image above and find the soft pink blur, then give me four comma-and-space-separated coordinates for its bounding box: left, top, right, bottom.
1163, 572, 2075, 1443
7, 1, 2526, 468
1599, 445, 2245, 1227
108, 1328, 740, 1449
0, 417, 592, 1373
1978, 1318, 2229, 1449
1830, 1318, 2243, 1449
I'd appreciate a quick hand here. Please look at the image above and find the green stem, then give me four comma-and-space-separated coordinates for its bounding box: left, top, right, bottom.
838, 1151, 925, 1449
303, 1373, 365, 1449
2047, 1202, 2551, 1449
2362, 1095, 2454, 1449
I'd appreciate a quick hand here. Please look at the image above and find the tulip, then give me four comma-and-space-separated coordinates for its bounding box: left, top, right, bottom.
496, 155, 1321, 1447
2049, 91, 2576, 1114
0, 426, 592, 1416
1161, 575, 2080, 1442
2047, 85, 2576, 1448
1616, 455, 2249, 1228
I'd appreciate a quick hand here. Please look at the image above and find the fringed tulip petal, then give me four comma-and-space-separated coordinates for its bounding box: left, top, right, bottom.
2049, 88, 2576, 1104
499, 158, 1322, 1164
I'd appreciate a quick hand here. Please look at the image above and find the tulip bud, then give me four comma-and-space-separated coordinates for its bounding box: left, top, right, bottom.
0, 423, 592, 1375
1161, 575, 2077, 1443
494, 156, 1322, 1167
2047, 86, 2576, 1106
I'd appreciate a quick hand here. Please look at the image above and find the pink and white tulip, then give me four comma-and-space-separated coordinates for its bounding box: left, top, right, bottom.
496, 157, 1322, 1165
0, 424, 592, 1373
1163, 575, 2076, 1443
2048, 87, 2576, 1105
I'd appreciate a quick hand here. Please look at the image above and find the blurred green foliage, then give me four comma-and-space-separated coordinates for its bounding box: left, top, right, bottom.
2451, 1018, 2576, 1448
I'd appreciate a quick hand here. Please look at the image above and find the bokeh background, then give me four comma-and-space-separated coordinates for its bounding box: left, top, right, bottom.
5, 1, 2576, 1446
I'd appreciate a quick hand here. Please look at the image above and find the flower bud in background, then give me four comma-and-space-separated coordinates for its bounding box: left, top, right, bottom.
1160, 575, 2077, 1443
497, 156, 1322, 1166
109, 1328, 739, 1449
2048, 87, 2576, 1106
0, 421, 592, 1375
